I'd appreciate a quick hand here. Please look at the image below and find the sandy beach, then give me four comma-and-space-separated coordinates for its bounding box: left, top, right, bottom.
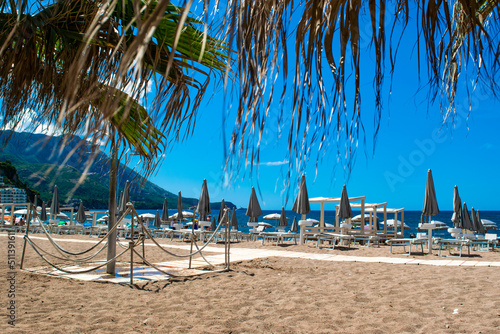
2, 232, 500, 333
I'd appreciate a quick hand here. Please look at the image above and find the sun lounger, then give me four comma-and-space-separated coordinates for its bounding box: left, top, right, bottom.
485, 233, 499, 250
315, 233, 354, 249
385, 238, 426, 255
435, 239, 471, 257
352, 235, 381, 247
259, 232, 298, 246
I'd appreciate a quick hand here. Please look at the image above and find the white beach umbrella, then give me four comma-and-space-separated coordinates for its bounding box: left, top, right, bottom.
481, 219, 499, 230
263, 213, 282, 220
169, 211, 195, 219
418, 220, 448, 231
139, 213, 156, 219
387, 219, 410, 229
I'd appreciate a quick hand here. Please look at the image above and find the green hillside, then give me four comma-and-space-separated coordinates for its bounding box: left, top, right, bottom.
0, 131, 235, 210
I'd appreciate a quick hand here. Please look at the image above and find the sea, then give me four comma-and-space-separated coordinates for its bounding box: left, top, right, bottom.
106, 209, 500, 238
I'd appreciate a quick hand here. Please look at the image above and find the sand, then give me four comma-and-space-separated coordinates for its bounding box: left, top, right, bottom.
2, 232, 500, 333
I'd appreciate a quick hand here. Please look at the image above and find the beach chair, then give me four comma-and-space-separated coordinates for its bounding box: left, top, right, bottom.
351, 234, 380, 247
435, 239, 471, 257
385, 238, 426, 255
260, 231, 298, 246
315, 232, 354, 249
485, 233, 498, 251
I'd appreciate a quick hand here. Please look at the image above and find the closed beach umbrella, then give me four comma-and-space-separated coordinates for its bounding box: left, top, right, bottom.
471, 207, 478, 232
279, 207, 288, 228
451, 185, 462, 228
217, 199, 227, 223
211, 216, 217, 230
154, 210, 161, 228
290, 216, 298, 232
118, 180, 130, 214
161, 198, 169, 222
462, 203, 473, 230
292, 175, 311, 217
231, 207, 238, 230
197, 179, 211, 221
421, 169, 439, 225
476, 210, 486, 234
177, 191, 184, 221
76, 201, 86, 224
40, 201, 48, 221
338, 184, 353, 219
50, 185, 60, 217
246, 187, 262, 222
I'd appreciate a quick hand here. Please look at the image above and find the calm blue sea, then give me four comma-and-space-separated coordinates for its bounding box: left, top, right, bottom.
115, 209, 500, 237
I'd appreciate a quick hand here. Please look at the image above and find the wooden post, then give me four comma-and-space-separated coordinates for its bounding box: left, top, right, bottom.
20, 202, 33, 270
227, 209, 231, 270
360, 198, 365, 235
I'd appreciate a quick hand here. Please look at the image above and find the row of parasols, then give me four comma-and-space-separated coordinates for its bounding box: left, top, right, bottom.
421, 169, 497, 233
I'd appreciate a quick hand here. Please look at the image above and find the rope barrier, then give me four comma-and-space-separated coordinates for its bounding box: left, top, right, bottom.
25, 235, 109, 263
131, 248, 228, 278
22, 202, 231, 281
24, 235, 140, 274
38, 220, 111, 259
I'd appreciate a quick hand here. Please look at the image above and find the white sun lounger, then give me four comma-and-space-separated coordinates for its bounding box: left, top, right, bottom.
436, 239, 471, 257
385, 238, 426, 255
259, 232, 298, 246
315, 233, 354, 250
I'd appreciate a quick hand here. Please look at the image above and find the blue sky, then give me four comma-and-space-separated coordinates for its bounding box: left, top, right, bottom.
150, 68, 500, 211
148, 6, 500, 212
7, 3, 498, 211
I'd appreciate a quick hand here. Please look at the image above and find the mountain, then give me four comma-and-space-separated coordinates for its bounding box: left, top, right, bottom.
0, 131, 235, 210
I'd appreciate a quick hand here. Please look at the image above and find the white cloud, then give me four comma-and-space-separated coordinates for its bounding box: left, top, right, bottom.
259, 160, 289, 166
1, 109, 61, 136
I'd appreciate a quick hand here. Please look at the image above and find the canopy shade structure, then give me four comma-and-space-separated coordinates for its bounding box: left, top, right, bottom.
310, 195, 366, 233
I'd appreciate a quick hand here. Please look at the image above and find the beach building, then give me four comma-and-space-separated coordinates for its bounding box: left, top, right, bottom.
0, 176, 27, 203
